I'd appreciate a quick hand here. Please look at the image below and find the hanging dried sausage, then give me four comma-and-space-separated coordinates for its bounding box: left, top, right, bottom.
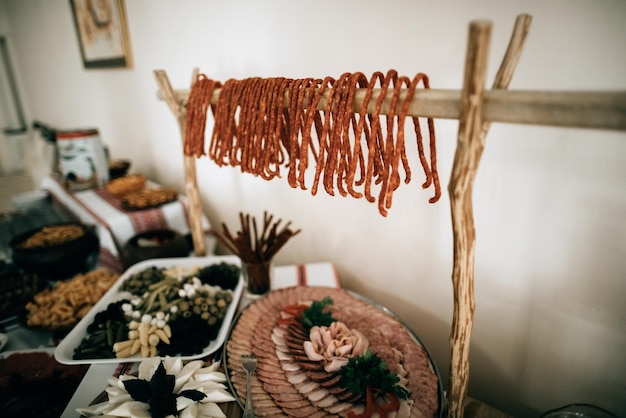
184, 70, 440, 216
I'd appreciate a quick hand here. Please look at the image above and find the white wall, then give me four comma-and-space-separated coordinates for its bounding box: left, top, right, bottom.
0, 2, 29, 174
2, 1, 625, 416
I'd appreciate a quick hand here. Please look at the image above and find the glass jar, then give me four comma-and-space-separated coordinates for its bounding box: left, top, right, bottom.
242, 260, 273, 296
541, 404, 617, 418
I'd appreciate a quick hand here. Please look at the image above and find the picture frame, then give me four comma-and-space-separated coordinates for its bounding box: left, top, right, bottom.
70, 0, 132, 69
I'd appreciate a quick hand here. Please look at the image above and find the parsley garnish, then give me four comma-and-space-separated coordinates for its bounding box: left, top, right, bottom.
301, 297, 335, 330
338, 349, 410, 400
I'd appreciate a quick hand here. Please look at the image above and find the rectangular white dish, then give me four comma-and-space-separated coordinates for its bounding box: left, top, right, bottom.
55, 255, 244, 365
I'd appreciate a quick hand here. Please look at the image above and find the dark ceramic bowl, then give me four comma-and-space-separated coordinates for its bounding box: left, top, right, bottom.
0, 260, 47, 320
108, 159, 131, 179
10, 222, 100, 280
121, 229, 190, 268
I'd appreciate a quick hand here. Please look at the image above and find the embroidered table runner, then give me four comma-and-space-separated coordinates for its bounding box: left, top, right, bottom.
41, 175, 212, 272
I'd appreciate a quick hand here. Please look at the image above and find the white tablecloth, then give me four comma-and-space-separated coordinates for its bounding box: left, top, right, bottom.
41, 175, 213, 272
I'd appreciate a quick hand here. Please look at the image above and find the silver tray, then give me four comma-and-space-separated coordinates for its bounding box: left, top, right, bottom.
223, 288, 444, 418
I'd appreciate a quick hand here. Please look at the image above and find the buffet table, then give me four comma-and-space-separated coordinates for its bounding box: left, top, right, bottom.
1, 256, 509, 418
41, 175, 214, 273
1, 182, 509, 418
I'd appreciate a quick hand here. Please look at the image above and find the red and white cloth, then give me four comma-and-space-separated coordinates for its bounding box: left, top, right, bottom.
41, 175, 211, 273
273, 262, 341, 289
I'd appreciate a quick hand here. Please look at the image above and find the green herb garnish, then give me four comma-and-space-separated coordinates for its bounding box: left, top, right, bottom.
301, 296, 334, 330
280, 297, 336, 330
338, 349, 410, 400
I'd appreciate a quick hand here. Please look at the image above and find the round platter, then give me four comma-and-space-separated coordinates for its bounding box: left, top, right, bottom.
223, 286, 444, 418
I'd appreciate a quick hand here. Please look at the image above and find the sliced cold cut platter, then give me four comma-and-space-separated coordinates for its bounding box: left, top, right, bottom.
224, 286, 443, 418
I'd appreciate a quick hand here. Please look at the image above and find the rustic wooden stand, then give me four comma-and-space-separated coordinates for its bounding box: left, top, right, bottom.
155, 14, 626, 418
154, 69, 208, 257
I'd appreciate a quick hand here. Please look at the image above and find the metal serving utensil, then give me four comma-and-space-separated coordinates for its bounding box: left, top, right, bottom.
241, 354, 258, 418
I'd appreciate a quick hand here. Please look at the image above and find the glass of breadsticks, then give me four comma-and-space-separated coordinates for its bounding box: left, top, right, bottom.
212, 211, 300, 295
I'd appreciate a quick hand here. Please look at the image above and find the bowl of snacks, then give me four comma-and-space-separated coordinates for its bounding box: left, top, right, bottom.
9, 222, 100, 280
0, 260, 46, 320
105, 174, 146, 196
121, 229, 189, 269
108, 159, 131, 179
21, 267, 120, 333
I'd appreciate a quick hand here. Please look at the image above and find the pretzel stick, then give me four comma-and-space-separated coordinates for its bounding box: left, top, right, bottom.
212, 211, 300, 264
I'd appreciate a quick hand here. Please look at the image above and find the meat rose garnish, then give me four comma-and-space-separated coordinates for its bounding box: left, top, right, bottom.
304, 321, 369, 372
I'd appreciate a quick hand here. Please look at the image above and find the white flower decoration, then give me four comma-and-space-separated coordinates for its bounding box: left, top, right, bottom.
77, 356, 235, 418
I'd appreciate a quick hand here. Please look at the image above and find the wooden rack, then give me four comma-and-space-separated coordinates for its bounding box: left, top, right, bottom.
155, 14, 626, 418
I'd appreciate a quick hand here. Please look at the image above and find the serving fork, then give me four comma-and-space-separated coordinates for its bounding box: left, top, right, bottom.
241, 354, 258, 418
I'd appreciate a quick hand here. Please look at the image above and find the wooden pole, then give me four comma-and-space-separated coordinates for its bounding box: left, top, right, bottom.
154, 70, 208, 256
490, 14, 532, 91
445, 20, 491, 418
159, 87, 626, 132
445, 14, 532, 418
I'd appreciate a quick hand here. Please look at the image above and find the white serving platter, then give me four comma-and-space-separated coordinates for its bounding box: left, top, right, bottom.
55, 255, 244, 365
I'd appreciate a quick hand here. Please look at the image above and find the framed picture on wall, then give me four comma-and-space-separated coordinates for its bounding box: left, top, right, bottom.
70, 0, 132, 69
